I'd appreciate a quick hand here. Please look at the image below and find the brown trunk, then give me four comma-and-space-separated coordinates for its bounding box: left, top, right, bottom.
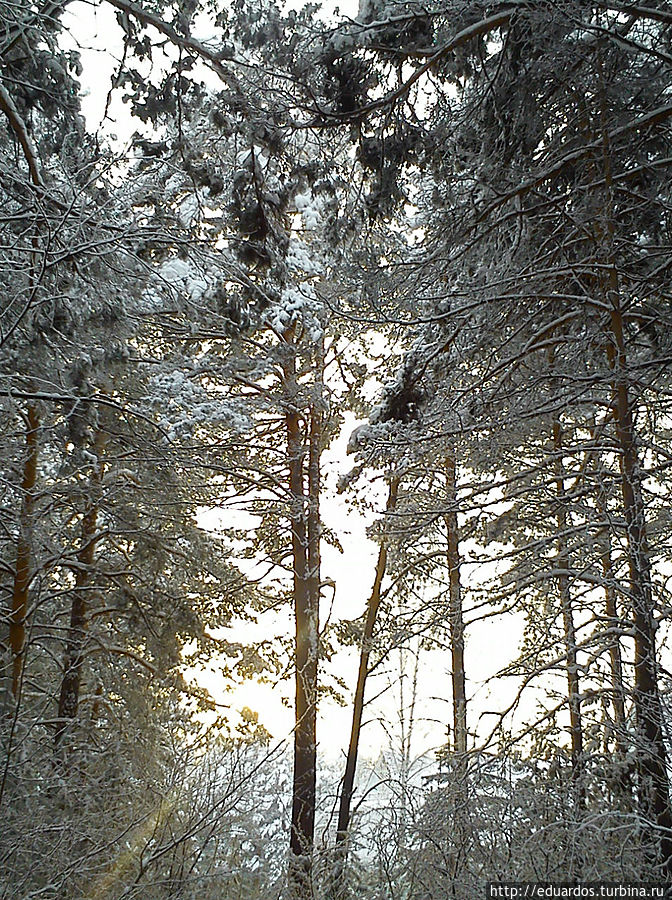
552, 416, 584, 804
596, 59, 672, 870
444, 453, 469, 887
445, 453, 467, 756
287, 404, 315, 890
283, 330, 320, 897
333, 478, 399, 894
607, 304, 672, 873
9, 405, 39, 700
55, 429, 106, 747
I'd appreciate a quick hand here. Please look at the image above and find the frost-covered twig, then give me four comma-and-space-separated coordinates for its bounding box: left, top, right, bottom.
0, 80, 42, 186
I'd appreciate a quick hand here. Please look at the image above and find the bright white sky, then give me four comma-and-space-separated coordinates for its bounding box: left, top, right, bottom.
58, 0, 553, 771
63, 0, 359, 137
190, 407, 529, 763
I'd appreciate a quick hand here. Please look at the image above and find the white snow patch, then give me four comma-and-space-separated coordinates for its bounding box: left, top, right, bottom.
159, 258, 209, 301
286, 239, 321, 275
294, 190, 323, 230
149, 369, 252, 440
178, 193, 200, 227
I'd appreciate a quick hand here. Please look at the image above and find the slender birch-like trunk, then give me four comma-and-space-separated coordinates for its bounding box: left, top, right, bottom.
593, 484, 627, 755
552, 416, 584, 804
445, 453, 466, 756
8, 405, 39, 700
333, 478, 398, 895
444, 451, 469, 886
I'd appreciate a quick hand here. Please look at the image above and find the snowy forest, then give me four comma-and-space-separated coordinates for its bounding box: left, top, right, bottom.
2, 0, 672, 897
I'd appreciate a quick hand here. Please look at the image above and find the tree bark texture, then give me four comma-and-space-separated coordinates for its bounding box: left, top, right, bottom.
282, 330, 320, 897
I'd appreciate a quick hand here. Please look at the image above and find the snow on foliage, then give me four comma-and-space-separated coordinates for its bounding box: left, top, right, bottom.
138, 258, 211, 313
159, 258, 209, 302
178, 193, 202, 227
286, 239, 321, 276
148, 369, 251, 440
263, 284, 323, 341
294, 190, 322, 230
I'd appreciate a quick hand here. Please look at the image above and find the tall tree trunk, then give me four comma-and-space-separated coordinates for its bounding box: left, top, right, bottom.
445, 453, 466, 756
333, 478, 398, 896
55, 429, 106, 748
606, 304, 672, 872
444, 452, 469, 887
552, 416, 584, 805
8, 405, 39, 700
595, 74, 672, 868
283, 329, 320, 897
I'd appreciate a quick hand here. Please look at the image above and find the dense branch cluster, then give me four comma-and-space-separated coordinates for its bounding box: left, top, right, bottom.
1, 0, 672, 897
